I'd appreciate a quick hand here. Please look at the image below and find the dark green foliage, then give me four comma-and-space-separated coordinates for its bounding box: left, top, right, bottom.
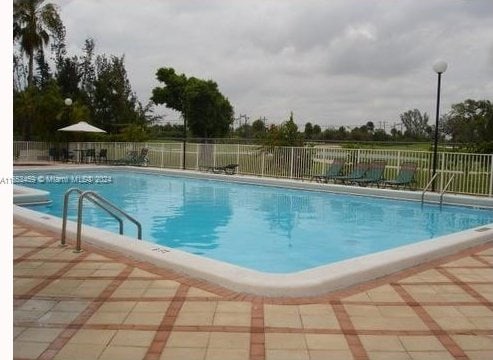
152, 68, 234, 138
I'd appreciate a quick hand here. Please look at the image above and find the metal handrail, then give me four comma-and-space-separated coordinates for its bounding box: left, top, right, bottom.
421, 173, 438, 204
61, 188, 123, 246
61, 188, 142, 252
439, 174, 456, 206
76, 191, 142, 252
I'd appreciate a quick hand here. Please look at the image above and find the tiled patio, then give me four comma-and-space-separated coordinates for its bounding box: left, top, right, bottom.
13, 221, 493, 360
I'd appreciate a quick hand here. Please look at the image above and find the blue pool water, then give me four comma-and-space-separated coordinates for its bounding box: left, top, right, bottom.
15, 169, 493, 273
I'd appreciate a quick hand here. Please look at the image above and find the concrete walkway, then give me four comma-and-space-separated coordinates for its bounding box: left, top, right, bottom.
13, 221, 493, 360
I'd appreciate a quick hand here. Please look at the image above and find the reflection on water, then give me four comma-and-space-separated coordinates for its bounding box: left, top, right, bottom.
151, 183, 232, 252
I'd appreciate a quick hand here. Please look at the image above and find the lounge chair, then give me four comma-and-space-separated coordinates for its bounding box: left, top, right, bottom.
353, 160, 387, 187
207, 164, 239, 175
310, 159, 345, 183
382, 162, 417, 190
332, 162, 369, 184
112, 148, 149, 166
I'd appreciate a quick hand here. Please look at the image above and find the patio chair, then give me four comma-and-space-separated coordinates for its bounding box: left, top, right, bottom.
61, 148, 74, 163
85, 148, 96, 163
97, 149, 108, 164
207, 163, 239, 175
310, 159, 345, 183
353, 160, 387, 187
132, 148, 149, 166
332, 162, 369, 184
382, 162, 417, 190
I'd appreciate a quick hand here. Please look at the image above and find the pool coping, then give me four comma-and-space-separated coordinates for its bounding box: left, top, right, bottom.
12, 165, 493, 297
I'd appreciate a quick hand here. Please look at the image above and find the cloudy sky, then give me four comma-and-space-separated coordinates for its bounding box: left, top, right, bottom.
47, 1, 493, 129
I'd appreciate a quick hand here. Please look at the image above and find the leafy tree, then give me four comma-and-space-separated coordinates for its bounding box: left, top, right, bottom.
152, 67, 234, 138
91, 55, 145, 133
251, 118, 267, 138
263, 112, 304, 147
400, 109, 430, 139
304, 122, 313, 139
442, 99, 493, 152
13, 0, 63, 88
312, 124, 322, 138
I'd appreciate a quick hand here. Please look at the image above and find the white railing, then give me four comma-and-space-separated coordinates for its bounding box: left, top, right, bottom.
13, 141, 493, 197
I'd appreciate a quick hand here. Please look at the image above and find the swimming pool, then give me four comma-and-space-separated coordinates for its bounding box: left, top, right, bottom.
14, 168, 493, 273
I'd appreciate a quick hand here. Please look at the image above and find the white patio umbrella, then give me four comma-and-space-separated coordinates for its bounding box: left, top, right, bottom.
58, 121, 106, 133
58, 121, 106, 162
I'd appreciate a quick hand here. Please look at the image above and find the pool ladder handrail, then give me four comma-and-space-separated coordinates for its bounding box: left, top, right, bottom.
421, 173, 438, 204
61, 188, 142, 252
439, 174, 455, 207
421, 173, 455, 206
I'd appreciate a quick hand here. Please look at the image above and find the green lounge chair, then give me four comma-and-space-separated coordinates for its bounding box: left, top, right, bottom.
354, 160, 387, 187
332, 162, 369, 184
382, 162, 417, 190
208, 163, 239, 175
112, 148, 149, 166
311, 159, 345, 183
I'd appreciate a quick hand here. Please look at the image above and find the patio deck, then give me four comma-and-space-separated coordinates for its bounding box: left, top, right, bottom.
13, 221, 493, 360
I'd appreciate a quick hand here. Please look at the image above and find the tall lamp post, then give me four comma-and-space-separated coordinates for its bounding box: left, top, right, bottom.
431, 60, 447, 192
64, 98, 73, 162
182, 109, 187, 170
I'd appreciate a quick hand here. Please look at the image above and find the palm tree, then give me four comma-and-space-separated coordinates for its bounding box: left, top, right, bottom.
13, 0, 62, 88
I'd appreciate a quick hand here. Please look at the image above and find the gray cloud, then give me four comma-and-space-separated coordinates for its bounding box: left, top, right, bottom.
50, 0, 493, 128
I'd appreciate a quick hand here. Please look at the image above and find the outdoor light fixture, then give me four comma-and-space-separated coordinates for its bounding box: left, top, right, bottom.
64, 98, 73, 106
431, 60, 447, 192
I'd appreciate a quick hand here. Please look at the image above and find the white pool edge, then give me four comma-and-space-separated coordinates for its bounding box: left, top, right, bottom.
13, 202, 493, 297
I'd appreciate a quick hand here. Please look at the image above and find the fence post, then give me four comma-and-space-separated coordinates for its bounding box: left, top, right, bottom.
440, 152, 445, 191
261, 152, 265, 177
489, 154, 493, 197
237, 143, 240, 167
289, 147, 294, 179
160, 143, 164, 168
213, 143, 217, 167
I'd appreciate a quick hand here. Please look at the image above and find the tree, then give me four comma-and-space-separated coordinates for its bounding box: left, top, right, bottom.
92, 55, 146, 133
442, 99, 493, 152
263, 112, 304, 147
13, 0, 63, 88
304, 122, 313, 139
152, 67, 234, 138
251, 118, 267, 138
400, 109, 430, 139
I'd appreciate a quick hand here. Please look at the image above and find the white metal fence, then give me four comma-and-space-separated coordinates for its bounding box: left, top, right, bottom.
13, 141, 493, 197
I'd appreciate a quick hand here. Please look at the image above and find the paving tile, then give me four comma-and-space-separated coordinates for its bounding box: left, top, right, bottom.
110, 330, 156, 347
265, 349, 309, 360
53, 343, 106, 360
160, 347, 207, 360
308, 349, 354, 360
305, 334, 349, 350
407, 351, 455, 360
16, 327, 63, 343
13, 340, 50, 359
166, 331, 210, 348
187, 287, 221, 297
367, 351, 411, 360
68, 329, 116, 345
205, 348, 249, 360
360, 335, 406, 352
98, 345, 148, 360
399, 336, 446, 351
208, 332, 250, 349
464, 350, 493, 360
265, 333, 306, 350
451, 335, 493, 350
